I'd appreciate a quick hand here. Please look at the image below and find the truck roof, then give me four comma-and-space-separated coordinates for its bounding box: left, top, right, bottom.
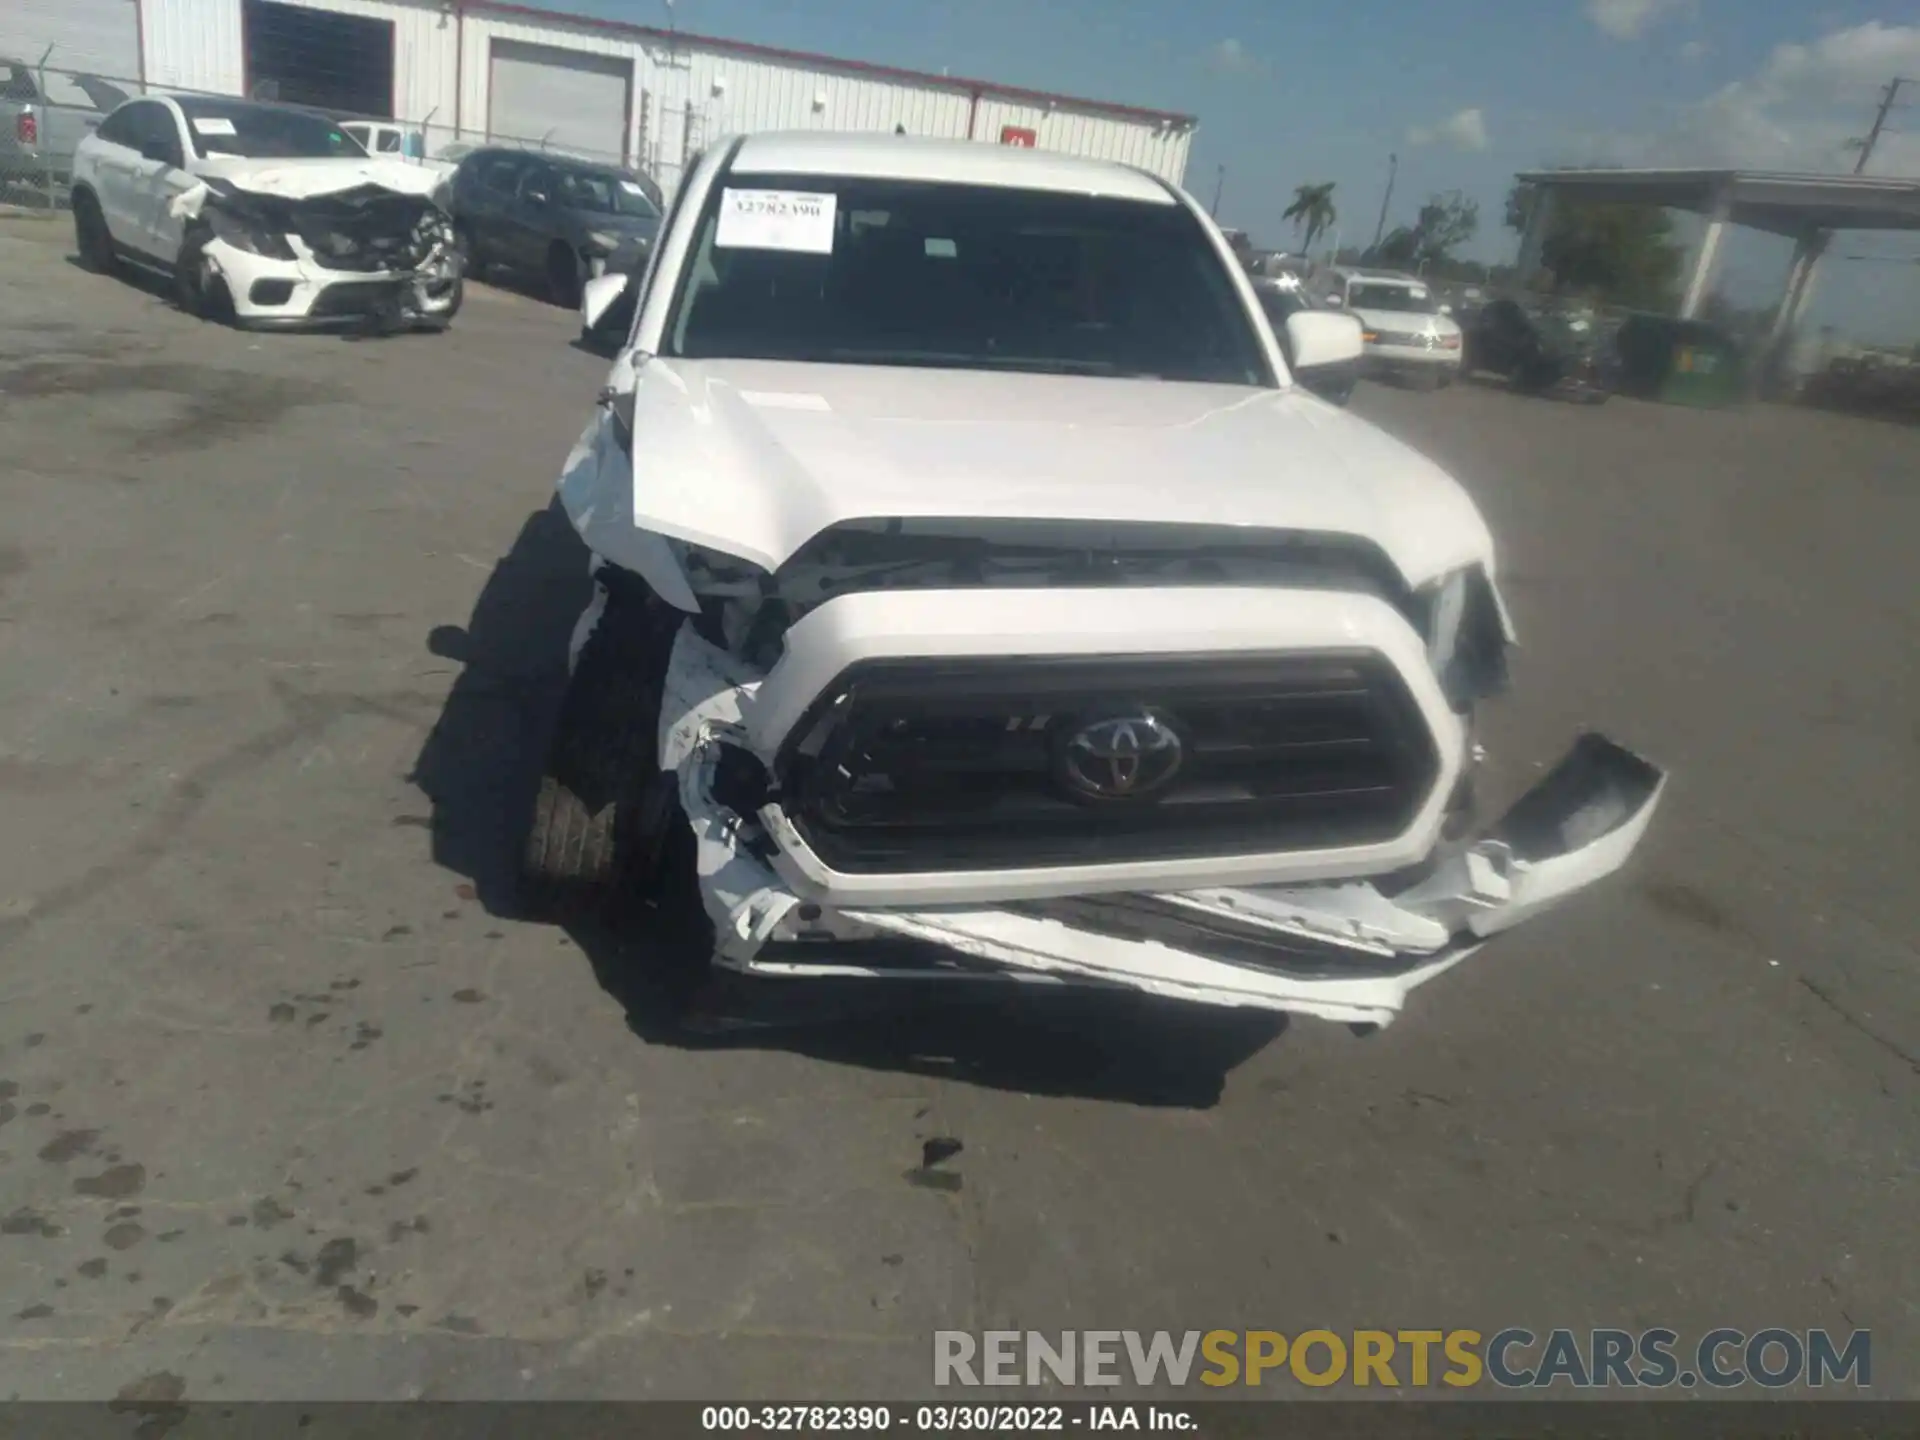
725, 132, 1177, 204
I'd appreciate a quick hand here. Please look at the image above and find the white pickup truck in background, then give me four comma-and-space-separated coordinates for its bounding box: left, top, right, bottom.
0, 59, 129, 195
336, 119, 475, 182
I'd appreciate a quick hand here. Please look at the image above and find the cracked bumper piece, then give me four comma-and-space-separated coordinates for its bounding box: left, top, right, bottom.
662, 631, 1665, 1026
204, 237, 459, 328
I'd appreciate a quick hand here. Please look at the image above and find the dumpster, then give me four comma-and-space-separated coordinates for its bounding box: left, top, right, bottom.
1613, 314, 1747, 407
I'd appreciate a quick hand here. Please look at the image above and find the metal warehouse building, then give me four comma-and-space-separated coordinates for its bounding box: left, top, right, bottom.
7, 0, 1196, 197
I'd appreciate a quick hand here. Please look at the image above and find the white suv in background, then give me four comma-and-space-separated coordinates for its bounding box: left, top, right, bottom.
1328, 267, 1463, 389
69, 94, 461, 331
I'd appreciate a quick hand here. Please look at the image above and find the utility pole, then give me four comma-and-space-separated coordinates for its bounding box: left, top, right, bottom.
1850, 77, 1910, 174
1210, 164, 1225, 218
1370, 151, 1397, 253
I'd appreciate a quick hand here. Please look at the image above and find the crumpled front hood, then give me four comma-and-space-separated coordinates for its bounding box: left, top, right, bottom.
617, 359, 1496, 589
191, 155, 444, 201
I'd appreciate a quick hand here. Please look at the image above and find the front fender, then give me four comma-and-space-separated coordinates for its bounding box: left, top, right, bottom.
555, 400, 700, 613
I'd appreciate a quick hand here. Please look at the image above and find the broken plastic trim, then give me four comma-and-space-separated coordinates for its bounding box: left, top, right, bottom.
660, 625, 1666, 1024
1414, 564, 1511, 710
175, 174, 460, 326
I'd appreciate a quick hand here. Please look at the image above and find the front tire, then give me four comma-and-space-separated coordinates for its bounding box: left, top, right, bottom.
174, 228, 233, 323
453, 222, 486, 281
72, 190, 117, 274
519, 576, 680, 919
416, 273, 464, 331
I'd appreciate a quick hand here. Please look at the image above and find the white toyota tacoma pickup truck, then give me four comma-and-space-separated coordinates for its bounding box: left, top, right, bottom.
534, 132, 1665, 1029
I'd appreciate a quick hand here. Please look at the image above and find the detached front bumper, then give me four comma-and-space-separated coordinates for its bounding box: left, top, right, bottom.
204, 236, 459, 329
661, 630, 1665, 1028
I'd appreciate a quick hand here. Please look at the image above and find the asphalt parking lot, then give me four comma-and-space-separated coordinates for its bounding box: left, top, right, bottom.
1, 212, 1915, 1403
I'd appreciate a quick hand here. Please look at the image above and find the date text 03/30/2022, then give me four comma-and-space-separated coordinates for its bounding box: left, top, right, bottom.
702, 1406, 1193, 1432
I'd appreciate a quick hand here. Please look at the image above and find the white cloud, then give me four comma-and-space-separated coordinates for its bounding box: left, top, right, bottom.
1679, 39, 1708, 61
1406, 107, 1490, 151
1206, 38, 1257, 75
1587, 0, 1690, 41
1582, 22, 1920, 173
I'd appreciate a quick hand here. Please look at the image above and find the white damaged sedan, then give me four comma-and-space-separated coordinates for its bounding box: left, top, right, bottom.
530, 133, 1665, 1029
70, 95, 460, 331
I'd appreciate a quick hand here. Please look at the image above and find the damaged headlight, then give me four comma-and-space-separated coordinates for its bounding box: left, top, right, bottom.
206, 208, 295, 261
1417, 566, 1510, 711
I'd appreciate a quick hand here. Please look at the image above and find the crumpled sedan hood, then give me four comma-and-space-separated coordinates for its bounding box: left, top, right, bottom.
621, 358, 1496, 588
191, 155, 444, 201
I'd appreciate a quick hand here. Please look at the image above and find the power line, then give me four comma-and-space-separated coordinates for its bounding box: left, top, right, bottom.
1848, 77, 1912, 174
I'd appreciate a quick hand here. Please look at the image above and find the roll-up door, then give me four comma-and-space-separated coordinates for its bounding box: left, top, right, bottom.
488, 39, 630, 166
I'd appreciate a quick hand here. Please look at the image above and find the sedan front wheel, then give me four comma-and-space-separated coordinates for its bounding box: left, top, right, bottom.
174, 229, 233, 324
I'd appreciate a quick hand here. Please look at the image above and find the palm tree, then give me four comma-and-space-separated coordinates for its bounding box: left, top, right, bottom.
1284, 182, 1338, 256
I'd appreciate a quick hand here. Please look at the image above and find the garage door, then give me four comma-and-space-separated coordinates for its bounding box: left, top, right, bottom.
2, 0, 140, 84
488, 40, 630, 167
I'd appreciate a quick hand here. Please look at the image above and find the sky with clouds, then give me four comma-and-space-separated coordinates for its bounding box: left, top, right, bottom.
579, 0, 1918, 342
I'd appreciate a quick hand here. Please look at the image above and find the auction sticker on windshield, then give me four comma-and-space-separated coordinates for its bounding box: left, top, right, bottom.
716, 189, 837, 254
192, 117, 238, 136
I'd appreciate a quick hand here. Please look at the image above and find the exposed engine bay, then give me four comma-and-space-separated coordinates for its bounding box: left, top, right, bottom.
203, 181, 452, 271
170, 169, 461, 329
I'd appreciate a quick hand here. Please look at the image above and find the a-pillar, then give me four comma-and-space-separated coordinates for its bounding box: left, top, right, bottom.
1679, 182, 1734, 318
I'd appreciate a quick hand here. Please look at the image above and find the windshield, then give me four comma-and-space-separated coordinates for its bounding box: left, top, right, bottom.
556, 168, 660, 219
175, 99, 365, 159
665, 171, 1273, 385
1347, 282, 1436, 314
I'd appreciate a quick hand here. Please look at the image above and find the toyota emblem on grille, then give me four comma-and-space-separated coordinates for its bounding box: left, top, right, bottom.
1059, 711, 1184, 800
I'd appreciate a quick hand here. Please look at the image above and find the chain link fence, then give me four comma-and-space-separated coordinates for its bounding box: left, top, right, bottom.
2, 51, 660, 216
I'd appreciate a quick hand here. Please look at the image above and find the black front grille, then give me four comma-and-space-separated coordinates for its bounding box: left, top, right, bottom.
308, 280, 407, 317
775, 652, 1439, 874
300, 231, 424, 274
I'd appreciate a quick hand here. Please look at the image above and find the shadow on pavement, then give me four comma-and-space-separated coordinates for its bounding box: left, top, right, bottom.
411, 498, 591, 913
409, 501, 1288, 1108
64, 251, 173, 306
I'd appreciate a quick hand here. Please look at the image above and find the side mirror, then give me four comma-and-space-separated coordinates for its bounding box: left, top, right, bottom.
581, 272, 630, 332
1286, 311, 1365, 373
140, 138, 174, 166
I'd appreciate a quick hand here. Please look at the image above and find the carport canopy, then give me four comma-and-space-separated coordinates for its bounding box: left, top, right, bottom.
1511, 167, 1920, 342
